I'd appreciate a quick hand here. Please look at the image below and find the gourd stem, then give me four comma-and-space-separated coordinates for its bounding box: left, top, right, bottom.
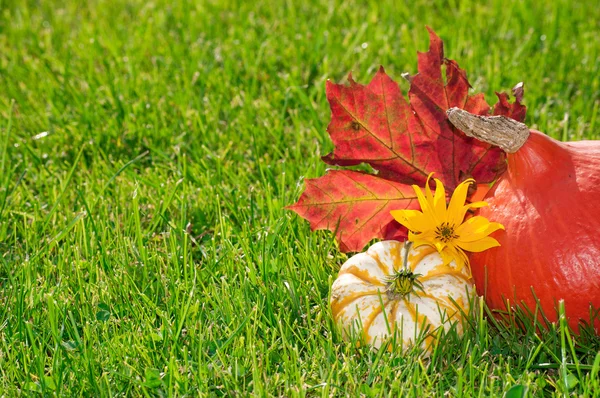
402, 241, 413, 271
446, 108, 530, 153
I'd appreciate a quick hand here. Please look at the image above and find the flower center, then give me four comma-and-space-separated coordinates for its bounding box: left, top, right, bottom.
435, 222, 458, 242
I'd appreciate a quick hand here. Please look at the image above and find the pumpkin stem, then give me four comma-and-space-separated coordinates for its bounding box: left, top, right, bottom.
386, 241, 423, 299
402, 241, 413, 271
446, 108, 530, 153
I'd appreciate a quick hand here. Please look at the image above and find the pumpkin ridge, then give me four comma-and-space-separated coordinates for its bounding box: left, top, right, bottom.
419, 292, 457, 314
386, 300, 400, 334
406, 245, 438, 271
419, 267, 470, 284
362, 302, 387, 336
331, 290, 382, 319
339, 266, 386, 286
501, 202, 512, 306
525, 196, 544, 304
403, 299, 435, 339
391, 242, 404, 273
424, 335, 436, 352
452, 294, 467, 314
370, 251, 394, 276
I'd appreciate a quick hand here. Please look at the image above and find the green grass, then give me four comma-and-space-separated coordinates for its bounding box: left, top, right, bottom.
0, 0, 599, 395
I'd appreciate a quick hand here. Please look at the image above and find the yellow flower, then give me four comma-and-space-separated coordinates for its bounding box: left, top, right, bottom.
390, 173, 504, 272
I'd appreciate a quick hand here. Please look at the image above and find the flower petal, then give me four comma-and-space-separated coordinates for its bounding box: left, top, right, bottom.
411, 239, 432, 250
455, 215, 491, 234
446, 178, 475, 225
456, 217, 505, 242
424, 173, 435, 206
432, 178, 447, 220
468, 201, 488, 209
442, 244, 469, 269
409, 229, 436, 245
413, 184, 441, 225
412, 184, 428, 210
390, 209, 435, 232
447, 179, 472, 220
438, 247, 458, 266
456, 236, 501, 252
434, 240, 447, 254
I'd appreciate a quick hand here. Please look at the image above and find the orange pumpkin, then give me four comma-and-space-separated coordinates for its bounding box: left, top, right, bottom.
448, 107, 600, 333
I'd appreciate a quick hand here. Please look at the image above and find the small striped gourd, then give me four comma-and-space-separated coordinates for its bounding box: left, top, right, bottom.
330, 240, 474, 351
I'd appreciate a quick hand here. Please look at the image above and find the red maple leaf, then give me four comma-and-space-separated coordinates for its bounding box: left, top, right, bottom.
288, 28, 526, 252
288, 170, 416, 252
492, 82, 527, 122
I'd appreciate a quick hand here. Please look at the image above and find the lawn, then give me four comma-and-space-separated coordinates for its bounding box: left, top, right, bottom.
0, 0, 599, 396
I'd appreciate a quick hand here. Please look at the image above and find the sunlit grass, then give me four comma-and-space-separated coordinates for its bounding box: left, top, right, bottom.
0, 0, 599, 395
